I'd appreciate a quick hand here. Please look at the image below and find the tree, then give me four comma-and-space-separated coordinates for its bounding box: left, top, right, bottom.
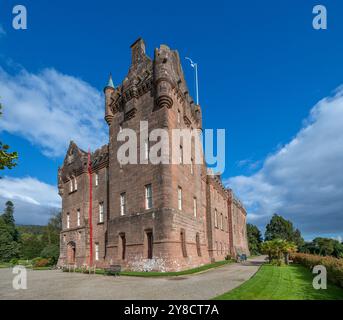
0, 102, 18, 171
40, 211, 61, 264
265, 214, 304, 246
0, 217, 20, 262
20, 233, 45, 259
247, 224, 263, 255
2, 201, 19, 241
261, 239, 297, 265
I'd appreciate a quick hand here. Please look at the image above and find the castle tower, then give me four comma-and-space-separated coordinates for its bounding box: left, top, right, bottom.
57, 39, 249, 271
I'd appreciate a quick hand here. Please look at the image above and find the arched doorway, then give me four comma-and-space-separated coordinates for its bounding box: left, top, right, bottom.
67, 241, 76, 264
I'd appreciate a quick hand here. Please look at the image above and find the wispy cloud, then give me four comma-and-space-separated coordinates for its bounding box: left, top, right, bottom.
0, 176, 60, 225
0, 66, 107, 157
226, 86, 343, 239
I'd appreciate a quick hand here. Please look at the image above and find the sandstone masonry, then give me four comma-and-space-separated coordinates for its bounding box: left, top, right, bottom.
57, 39, 249, 271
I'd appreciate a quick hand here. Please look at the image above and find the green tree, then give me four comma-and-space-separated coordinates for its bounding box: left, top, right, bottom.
261, 239, 297, 265
2, 201, 19, 241
40, 211, 61, 264
20, 233, 45, 259
247, 224, 263, 255
265, 214, 304, 246
40, 244, 60, 264
0, 102, 18, 171
0, 217, 20, 262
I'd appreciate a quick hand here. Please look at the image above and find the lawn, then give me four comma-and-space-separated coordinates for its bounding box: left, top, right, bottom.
214, 264, 343, 300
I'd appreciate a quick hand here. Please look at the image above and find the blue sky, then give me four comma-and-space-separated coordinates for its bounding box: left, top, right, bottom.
0, 0, 343, 240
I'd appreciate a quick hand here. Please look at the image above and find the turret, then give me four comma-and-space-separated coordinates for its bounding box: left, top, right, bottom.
153, 45, 175, 110
104, 73, 115, 125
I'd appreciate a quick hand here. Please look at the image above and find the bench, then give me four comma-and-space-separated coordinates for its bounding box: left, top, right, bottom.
104, 265, 121, 276
236, 254, 247, 263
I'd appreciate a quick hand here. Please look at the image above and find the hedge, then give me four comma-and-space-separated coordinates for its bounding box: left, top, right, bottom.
291, 253, 343, 288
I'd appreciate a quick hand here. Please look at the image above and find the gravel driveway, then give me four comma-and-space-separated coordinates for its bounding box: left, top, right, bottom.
0, 256, 265, 300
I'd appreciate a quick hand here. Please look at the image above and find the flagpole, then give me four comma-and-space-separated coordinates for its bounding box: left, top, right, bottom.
185, 57, 199, 105
194, 62, 199, 105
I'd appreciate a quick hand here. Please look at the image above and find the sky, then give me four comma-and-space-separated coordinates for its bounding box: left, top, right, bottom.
0, 0, 342, 241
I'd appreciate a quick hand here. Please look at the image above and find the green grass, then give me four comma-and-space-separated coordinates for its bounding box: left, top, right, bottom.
214, 264, 343, 300
0, 263, 11, 268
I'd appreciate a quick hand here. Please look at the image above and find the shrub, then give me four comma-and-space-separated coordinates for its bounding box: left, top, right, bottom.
32, 257, 51, 268
291, 253, 343, 288
40, 245, 59, 265
10, 258, 18, 266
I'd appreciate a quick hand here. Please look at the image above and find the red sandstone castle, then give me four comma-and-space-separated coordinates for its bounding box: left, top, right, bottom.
57, 39, 249, 271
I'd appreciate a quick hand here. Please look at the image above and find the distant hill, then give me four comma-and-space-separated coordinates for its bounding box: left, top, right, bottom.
16, 225, 46, 235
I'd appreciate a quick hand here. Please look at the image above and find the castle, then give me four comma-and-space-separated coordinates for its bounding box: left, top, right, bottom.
57, 39, 249, 271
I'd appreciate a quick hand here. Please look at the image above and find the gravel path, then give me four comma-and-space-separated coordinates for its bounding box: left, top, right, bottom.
0, 256, 266, 300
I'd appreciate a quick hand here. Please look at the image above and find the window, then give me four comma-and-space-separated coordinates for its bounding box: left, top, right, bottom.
63, 234, 66, 243
177, 109, 181, 123
66, 213, 70, 229
180, 229, 187, 257
145, 184, 152, 210
179, 145, 183, 164
70, 180, 73, 193
196, 233, 201, 257
99, 202, 104, 223
77, 209, 80, 227
225, 216, 228, 232
146, 230, 153, 259
120, 193, 126, 216
95, 243, 99, 261
220, 213, 223, 230
193, 197, 197, 217
178, 187, 182, 210
74, 178, 77, 190
221, 242, 223, 254
95, 173, 99, 186
214, 209, 218, 228
190, 158, 194, 174
215, 241, 218, 255
120, 233, 126, 260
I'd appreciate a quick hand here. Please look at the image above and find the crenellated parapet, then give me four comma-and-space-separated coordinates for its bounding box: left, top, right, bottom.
103, 38, 202, 129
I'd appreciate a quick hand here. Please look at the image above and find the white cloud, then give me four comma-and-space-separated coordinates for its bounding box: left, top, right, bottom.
0, 66, 107, 157
226, 86, 343, 238
0, 176, 60, 225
